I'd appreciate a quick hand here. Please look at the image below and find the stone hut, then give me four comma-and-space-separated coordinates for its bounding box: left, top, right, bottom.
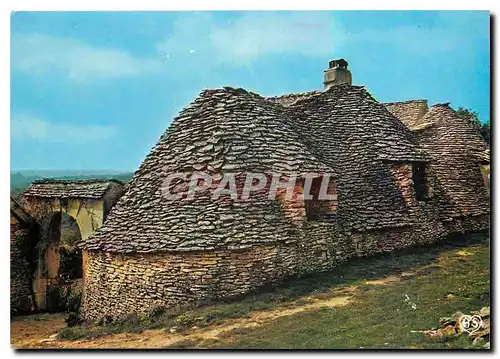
384, 100, 490, 229
12, 179, 124, 312
80, 60, 490, 321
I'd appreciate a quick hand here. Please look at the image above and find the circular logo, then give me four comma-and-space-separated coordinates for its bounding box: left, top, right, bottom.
459, 315, 483, 334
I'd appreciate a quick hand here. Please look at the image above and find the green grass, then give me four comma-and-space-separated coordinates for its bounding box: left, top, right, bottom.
57, 295, 290, 340
199, 232, 490, 349
59, 232, 490, 349
11, 312, 62, 323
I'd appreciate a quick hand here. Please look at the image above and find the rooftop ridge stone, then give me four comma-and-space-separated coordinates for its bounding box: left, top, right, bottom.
23, 179, 124, 199
384, 99, 428, 105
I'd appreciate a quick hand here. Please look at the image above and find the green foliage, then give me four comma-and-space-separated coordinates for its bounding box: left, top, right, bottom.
59, 247, 83, 280
31, 313, 53, 322
147, 305, 167, 322
60, 215, 81, 247
47, 285, 82, 315
456, 107, 490, 145
57, 299, 278, 341
46, 287, 65, 313
14, 235, 26, 251
58, 325, 111, 340
65, 287, 82, 313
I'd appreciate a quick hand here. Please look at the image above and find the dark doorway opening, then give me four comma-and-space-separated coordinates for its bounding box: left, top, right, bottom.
305, 176, 337, 221
40, 212, 83, 312
412, 163, 429, 202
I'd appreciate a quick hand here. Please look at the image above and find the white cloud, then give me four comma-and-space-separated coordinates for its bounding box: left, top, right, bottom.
349, 27, 461, 55
12, 13, 344, 83
211, 12, 343, 63
157, 12, 344, 66
347, 14, 489, 57
11, 113, 118, 142
13, 13, 480, 85
12, 34, 164, 82
155, 12, 489, 68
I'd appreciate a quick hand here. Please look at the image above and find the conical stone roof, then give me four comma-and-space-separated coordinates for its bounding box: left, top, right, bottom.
413, 104, 489, 219
83, 85, 429, 253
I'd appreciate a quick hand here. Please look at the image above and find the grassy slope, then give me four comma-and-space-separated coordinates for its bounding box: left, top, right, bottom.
207, 232, 490, 349
56, 232, 489, 349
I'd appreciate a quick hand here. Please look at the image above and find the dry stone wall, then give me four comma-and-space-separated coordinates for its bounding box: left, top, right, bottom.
82, 222, 352, 321
80, 86, 490, 321
10, 216, 35, 313
82, 211, 489, 322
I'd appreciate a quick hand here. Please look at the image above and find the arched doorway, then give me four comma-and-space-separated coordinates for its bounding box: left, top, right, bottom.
17, 179, 125, 314
34, 212, 83, 312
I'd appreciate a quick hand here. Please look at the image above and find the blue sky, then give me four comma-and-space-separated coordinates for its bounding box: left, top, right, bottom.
11, 11, 490, 172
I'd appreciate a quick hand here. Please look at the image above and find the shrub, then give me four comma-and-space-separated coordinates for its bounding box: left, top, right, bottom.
46, 286, 65, 312
174, 312, 197, 329
65, 286, 82, 313
111, 313, 143, 334
66, 312, 82, 327
147, 305, 167, 322
57, 326, 109, 340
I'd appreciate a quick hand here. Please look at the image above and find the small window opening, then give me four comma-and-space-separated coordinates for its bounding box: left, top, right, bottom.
412, 163, 429, 202
305, 176, 337, 221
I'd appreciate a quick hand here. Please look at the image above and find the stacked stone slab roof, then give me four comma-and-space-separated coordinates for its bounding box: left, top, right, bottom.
478, 148, 490, 164
384, 99, 430, 130
287, 85, 428, 232
23, 179, 124, 199
384, 100, 489, 163
266, 90, 322, 107
83, 84, 432, 253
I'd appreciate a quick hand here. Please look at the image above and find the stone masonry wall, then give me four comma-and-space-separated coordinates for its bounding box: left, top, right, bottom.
10, 216, 34, 314
80, 86, 490, 321
82, 212, 488, 322
82, 161, 489, 322
82, 220, 352, 321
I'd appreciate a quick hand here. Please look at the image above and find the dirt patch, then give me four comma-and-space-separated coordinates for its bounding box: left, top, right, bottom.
11, 293, 353, 349
364, 275, 401, 286
364, 265, 441, 286
456, 250, 475, 257
11, 313, 67, 349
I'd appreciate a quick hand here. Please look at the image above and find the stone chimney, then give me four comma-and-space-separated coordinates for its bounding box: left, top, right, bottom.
324, 58, 352, 90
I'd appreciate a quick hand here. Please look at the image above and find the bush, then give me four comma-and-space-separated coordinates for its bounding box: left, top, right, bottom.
147, 305, 167, 322
46, 285, 82, 313
66, 312, 82, 327
174, 312, 198, 330
111, 313, 143, 334
46, 286, 65, 312
57, 326, 109, 340
65, 287, 82, 313
97, 315, 114, 326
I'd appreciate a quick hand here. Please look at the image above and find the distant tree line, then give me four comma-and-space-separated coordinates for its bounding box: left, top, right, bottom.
456, 107, 490, 145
